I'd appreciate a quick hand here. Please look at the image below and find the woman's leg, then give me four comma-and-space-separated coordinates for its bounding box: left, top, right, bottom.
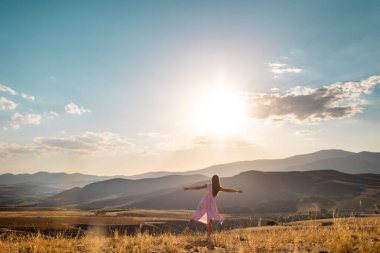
207, 219, 213, 238
188, 219, 195, 228
183, 219, 195, 233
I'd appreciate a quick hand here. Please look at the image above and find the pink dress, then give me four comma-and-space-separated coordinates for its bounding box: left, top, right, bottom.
191, 183, 225, 224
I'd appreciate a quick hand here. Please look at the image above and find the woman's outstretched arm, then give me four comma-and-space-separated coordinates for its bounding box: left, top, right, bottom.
184, 184, 207, 190
220, 187, 243, 193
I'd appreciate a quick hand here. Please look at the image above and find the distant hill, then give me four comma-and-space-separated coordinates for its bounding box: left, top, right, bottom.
0, 171, 116, 191
125, 171, 182, 180
0, 183, 57, 206
41, 174, 208, 207
185, 149, 356, 177
126, 149, 357, 178
127, 150, 380, 179
287, 151, 380, 174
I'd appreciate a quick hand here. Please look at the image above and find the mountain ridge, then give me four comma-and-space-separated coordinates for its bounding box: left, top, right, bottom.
1, 149, 373, 180
2, 149, 380, 209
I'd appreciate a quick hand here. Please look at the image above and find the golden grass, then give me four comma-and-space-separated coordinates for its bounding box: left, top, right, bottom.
0, 217, 379, 253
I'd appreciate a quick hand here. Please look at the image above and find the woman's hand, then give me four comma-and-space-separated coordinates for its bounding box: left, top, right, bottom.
183, 185, 207, 191
220, 187, 243, 193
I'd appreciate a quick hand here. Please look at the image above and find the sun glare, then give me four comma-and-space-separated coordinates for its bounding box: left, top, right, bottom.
191, 88, 247, 136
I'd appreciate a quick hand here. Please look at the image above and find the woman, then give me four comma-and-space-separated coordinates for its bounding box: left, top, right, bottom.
183, 175, 243, 238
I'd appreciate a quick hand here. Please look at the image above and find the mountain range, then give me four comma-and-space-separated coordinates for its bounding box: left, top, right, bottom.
43, 170, 380, 213
125, 149, 379, 179
1, 149, 380, 212
0, 171, 117, 189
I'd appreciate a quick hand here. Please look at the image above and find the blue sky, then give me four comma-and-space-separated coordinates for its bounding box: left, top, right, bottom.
0, 1, 379, 175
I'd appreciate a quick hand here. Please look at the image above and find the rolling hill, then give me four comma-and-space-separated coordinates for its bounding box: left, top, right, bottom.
0, 184, 55, 206
123, 170, 380, 213
46, 170, 380, 213
41, 174, 208, 207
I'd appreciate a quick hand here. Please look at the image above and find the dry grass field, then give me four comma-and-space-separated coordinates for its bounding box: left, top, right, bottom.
0, 210, 379, 252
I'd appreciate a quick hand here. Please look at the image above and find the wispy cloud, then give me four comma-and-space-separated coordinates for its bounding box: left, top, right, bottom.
44, 111, 58, 119
138, 132, 170, 139
0, 131, 137, 158
294, 130, 314, 137
21, 93, 35, 101
191, 134, 256, 146
36, 132, 135, 155
9, 113, 42, 129
0, 142, 43, 157
244, 75, 380, 123
294, 130, 318, 140
0, 85, 17, 95
0, 97, 17, 111
64, 102, 91, 115
268, 62, 302, 76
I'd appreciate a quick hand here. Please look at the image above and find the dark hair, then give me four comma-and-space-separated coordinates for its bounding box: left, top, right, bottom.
212, 175, 221, 197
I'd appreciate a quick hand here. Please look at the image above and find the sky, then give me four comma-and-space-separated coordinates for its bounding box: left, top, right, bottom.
0, 0, 379, 176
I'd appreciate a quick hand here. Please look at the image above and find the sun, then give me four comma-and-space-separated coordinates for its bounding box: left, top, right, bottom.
191, 88, 247, 136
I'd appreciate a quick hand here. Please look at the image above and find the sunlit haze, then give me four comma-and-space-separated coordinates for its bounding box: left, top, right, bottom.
191, 86, 248, 136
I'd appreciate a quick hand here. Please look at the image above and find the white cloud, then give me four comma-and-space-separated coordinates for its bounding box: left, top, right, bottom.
244, 75, 380, 123
0, 84, 36, 101
10, 113, 42, 129
0, 85, 17, 95
21, 93, 35, 101
0, 97, 17, 111
271, 87, 279, 92
268, 62, 302, 75
64, 102, 91, 115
